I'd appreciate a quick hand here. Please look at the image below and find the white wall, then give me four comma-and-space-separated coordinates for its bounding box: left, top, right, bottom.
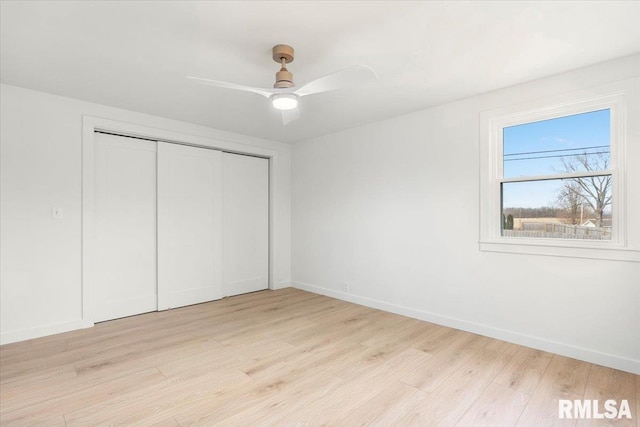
0, 83, 292, 344
292, 54, 640, 374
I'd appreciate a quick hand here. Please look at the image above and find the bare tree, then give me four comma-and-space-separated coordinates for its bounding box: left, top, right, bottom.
558, 152, 611, 226
556, 181, 583, 225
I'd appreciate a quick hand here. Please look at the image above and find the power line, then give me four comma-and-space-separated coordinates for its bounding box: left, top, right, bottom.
504, 151, 610, 162
504, 145, 609, 157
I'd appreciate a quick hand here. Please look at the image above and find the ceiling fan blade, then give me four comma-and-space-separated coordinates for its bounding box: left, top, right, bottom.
187, 76, 275, 98
294, 65, 378, 97
282, 107, 300, 125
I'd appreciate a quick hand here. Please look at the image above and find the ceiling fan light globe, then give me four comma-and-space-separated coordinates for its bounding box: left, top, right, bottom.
271, 93, 298, 111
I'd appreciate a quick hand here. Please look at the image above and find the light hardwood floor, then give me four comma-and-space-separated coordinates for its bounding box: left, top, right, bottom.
0, 288, 637, 426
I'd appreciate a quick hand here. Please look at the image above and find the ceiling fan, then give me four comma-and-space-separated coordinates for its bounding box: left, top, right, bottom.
188, 44, 378, 125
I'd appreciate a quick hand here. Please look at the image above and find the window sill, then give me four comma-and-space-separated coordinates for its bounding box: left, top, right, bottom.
479, 239, 640, 262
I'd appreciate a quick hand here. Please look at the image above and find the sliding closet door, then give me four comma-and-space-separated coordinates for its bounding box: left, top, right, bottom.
157, 142, 222, 309
93, 133, 157, 322
222, 153, 269, 296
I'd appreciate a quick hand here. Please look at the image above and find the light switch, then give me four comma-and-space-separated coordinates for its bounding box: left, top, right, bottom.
52, 207, 64, 219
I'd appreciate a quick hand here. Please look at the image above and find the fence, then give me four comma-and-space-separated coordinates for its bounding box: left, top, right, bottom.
503, 222, 611, 240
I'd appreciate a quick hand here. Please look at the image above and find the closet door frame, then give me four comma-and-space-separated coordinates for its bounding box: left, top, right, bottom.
82, 116, 277, 327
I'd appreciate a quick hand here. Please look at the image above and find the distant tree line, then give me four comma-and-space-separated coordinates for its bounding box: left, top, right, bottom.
503, 207, 564, 218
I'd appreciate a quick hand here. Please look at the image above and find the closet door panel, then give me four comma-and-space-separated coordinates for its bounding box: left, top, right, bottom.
157, 143, 222, 309
93, 133, 157, 322
222, 153, 269, 296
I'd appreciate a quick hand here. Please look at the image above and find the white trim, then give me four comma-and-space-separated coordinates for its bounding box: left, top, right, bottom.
479, 90, 635, 261
82, 115, 281, 326
0, 320, 91, 345
292, 281, 640, 375
82, 119, 96, 326
479, 241, 640, 262
272, 280, 293, 290
501, 170, 611, 184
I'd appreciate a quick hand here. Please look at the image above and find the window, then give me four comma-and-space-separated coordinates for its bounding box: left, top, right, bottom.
480, 92, 638, 262
501, 109, 611, 240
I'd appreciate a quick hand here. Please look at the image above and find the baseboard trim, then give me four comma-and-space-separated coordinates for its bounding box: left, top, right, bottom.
292, 281, 640, 375
271, 281, 292, 290
0, 319, 92, 345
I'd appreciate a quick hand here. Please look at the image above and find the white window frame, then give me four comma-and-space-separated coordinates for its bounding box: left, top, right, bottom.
480, 92, 639, 262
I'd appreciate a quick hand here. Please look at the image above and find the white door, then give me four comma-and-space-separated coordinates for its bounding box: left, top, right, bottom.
222, 153, 269, 296
93, 133, 157, 322
157, 142, 222, 309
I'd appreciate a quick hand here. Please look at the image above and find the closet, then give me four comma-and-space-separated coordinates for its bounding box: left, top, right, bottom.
91, 132, 269, 321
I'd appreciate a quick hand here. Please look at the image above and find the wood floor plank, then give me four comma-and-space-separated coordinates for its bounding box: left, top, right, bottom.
3, 413, 67, 427
587, 364, 636, 396
285, 348, 433, 426
636, 376, 639, 427
494, 346, 553, 394
0, 362, 77, 389
0, 288, 637, 426
1, 368, 165, 424
485, 338, 524, 356
336, 380, 426, 426
64, 367, 253, 426
198, 369, 345, 426
400, 331, 494, 392
575, 382, 636, 427
395, 348, 513, 426
455, 382, 530, 427
515, 355, 592, 427
172, 366, 339, 425
547, 355, 592, 395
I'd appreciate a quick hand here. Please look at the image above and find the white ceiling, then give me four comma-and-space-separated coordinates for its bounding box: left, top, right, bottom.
2, 1, 640, 143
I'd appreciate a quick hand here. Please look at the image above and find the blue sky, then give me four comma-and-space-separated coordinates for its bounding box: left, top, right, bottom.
502, 109, 610, 208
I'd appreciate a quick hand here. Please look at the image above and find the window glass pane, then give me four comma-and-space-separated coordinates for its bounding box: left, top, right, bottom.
501, 177, 611, 240
503, 109, 610, 179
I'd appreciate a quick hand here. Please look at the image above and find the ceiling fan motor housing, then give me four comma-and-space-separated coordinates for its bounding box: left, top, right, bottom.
274, 69, 294, 88
273, 44, 295, 88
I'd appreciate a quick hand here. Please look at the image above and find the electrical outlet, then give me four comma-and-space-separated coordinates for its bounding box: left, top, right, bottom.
344, 282, 350, 293
52, 207, 64, 219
